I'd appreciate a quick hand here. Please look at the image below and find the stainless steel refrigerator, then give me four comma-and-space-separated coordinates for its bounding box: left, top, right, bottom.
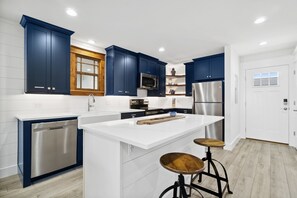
192, 81, 224, 141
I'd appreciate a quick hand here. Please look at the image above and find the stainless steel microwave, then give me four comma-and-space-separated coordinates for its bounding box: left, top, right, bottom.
140, 73, 158, 90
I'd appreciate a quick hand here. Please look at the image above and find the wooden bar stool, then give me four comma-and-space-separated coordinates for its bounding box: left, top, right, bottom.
159, 152, 205, 198
191, 138, 233, 198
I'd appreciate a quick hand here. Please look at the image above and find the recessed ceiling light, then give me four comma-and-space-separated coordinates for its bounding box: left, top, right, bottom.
259, 41, 267, 46
66, 8, 77, 17
159, 47, 165, 52
88, 40, 95, 44
254, 17, 266, 24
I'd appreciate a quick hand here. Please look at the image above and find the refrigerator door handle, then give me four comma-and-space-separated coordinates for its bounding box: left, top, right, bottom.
192, 87, 195, 114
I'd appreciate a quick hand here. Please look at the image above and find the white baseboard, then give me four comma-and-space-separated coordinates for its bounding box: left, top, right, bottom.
0, 165, 17, 179
225, 135, 241, 151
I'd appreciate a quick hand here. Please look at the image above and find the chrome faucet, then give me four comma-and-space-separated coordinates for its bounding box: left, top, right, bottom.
88, 93, 96, 112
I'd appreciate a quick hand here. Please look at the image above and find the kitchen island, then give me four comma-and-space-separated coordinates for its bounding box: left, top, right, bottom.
81, 114, 223, 198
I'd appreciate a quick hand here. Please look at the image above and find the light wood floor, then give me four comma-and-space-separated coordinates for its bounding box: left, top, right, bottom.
0, 139, 296, 198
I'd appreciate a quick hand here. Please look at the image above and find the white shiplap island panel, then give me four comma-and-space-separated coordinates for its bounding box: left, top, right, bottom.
81, 114, 223, 198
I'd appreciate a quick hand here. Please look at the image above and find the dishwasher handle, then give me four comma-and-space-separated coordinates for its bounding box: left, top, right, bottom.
49, 126, 64, 130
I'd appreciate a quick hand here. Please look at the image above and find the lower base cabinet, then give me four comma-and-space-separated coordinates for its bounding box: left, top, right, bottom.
18, 117, 82, 187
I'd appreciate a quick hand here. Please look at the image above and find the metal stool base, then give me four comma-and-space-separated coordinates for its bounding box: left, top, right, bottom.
191, 147, 233, 198
160, 174, 203, 198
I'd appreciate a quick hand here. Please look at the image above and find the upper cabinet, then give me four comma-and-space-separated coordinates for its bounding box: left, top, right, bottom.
147, 61, 166, 97
193, 53, 224, 82
138, 53, 165, 97
185, 53, 224, 96
105, 45, 167, 97
105, 46, 138, 96
20, 15, 74, 94
138, 53, 158, 75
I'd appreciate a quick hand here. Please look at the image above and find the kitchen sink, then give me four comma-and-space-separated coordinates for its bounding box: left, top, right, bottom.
78, 111, 121, 129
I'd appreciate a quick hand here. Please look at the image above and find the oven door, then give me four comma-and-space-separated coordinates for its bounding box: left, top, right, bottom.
140, 73, 158, 90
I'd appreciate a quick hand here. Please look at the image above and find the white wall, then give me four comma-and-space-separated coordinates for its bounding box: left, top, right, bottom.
0, 18, 192, 178
224, 45, 241, 150
239, 48, 295, 147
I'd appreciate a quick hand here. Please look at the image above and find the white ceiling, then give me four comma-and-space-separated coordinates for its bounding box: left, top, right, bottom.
1, 0, 297, 63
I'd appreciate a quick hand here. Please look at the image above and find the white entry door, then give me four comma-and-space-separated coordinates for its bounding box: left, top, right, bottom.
246, 65, 289, 143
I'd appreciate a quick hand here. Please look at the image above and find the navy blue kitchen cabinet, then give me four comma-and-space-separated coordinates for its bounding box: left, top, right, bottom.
185, 62, 194, 96
105, 46, 137, 96
147, 61, 166, 97
210, 54, 225, 80
138, 53, 158, 75
20, 15, 74, 94
193, 53, 224, 82
159, 61, 166, 97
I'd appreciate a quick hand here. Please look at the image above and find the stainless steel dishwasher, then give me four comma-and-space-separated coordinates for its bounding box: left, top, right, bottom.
31, 119, 78, 178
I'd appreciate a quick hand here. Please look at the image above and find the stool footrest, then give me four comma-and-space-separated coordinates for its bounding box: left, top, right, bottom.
194, 171, 228, 182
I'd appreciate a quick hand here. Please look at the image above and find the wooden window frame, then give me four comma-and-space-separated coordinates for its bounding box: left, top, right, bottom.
70, 46, 105, 96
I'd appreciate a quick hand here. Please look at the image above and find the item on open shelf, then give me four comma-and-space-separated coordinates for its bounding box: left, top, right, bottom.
169, 89, 175, 95
171, 68, 176, 76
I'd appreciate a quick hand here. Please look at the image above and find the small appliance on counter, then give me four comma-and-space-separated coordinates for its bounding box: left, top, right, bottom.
130, 99, 165, 116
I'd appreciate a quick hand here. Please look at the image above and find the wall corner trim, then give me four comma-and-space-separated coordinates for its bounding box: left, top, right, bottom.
224, 135, 241, 151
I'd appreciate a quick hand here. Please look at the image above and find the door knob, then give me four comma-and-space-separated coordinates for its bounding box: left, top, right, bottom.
284, 107, 288, 110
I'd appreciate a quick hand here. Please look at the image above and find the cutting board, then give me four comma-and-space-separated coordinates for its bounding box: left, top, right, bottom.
136, 115, 185, 125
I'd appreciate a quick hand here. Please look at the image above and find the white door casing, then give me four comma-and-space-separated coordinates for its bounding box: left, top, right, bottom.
292, 62, 297, 148
245, 65, 289, 143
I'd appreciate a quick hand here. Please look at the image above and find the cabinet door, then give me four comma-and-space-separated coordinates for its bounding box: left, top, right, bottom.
185, 63, 194, 96
139, 57, 150, 74
159, 65, 166, 97
125, 54, 137, 96
194, 59, 210, 81
210, 55, 224, 80
148, 62, 162, 97
26, 24, 51, 93
113, 51, 126, 95
139, 57, 157, 75
51, 31, 70, 94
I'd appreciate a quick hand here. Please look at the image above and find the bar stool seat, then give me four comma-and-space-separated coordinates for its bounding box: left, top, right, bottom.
191, 138, 233, 198
159, 152, 204, 198
193, 138, 225, 147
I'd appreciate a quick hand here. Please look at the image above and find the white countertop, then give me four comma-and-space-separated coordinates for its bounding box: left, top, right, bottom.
81, 114, 223, 149
15, 113, 80, 121
16, 109, 145, 121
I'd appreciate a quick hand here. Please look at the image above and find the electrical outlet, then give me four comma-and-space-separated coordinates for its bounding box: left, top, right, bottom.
127, 144, 134, 155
